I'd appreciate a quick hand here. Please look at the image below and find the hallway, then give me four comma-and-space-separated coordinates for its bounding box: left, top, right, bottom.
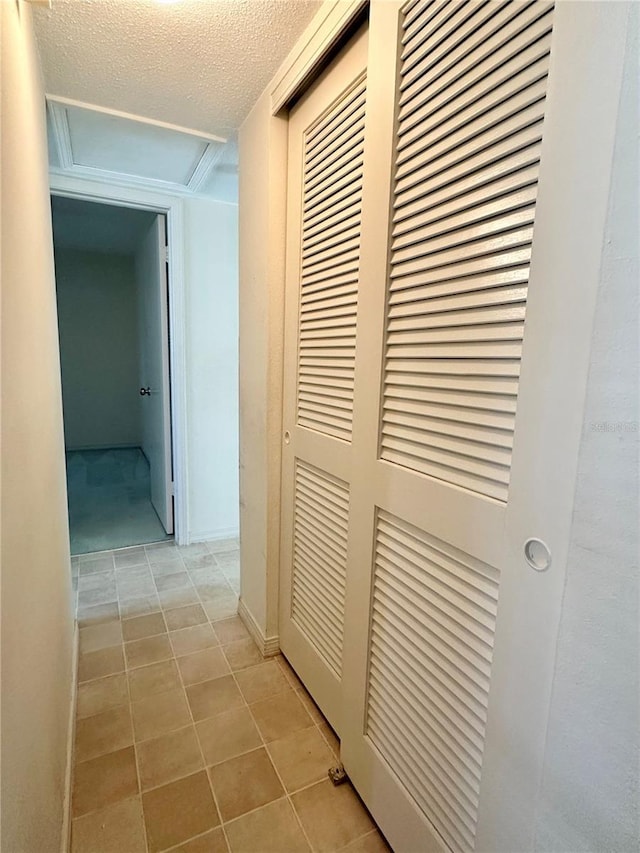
72, 539, 386, 853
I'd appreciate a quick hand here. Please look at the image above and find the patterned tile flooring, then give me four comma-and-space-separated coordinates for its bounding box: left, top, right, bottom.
70, 539, 389, 853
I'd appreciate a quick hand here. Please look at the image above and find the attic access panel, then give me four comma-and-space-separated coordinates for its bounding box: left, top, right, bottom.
47, 97, 226, 192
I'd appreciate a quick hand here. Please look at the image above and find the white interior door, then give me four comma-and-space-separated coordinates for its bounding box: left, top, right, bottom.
136, 214, 173, 535
279, 23, 369, 733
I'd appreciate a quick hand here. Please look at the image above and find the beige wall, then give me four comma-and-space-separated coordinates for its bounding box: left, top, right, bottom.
238, 90, 288, 642
535, 9, 639, 848
1, 2, 75, 851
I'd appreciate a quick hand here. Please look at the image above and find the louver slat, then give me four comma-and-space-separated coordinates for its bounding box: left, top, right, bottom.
366, 511, 500, 853
297, 76, 366, 442
381, 0, 553, 502
291, 461, 349, 677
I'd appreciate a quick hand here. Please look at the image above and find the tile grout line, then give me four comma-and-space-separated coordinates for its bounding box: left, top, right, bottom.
224, 653, 318, 853
124, 631, 151, 853
171, 617, 233, 853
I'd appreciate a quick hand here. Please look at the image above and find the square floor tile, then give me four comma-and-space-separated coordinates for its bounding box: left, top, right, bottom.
296, 688, 325, 725
80, 620, 123, 655
122, 612, 166, 642
132, 687, 191, 742
125, 634, 173, 669
118, 578, 158, 601
114, 547, 148, 569
341, 831, 392, 852
75, 705, 133, 763
142, 771, 220, 853
267, 726, 334, 793
137, 725, 203, 790
77, 673, 129, 719
208, 748, 284, 822
77, 601, 120, 628
291, 779, 374, 852
203, 595, 239, 623
159, 587, 200, 609
178, 543, 210, 558
164, 603, 208, 631
276, 655, 304, 690
170, 827, 228, 853
151, 559, 184, 577
78, 586, 118, 609
73, 746, 138, 817
224, 798, 310, 853
222, 639, 263, 672
79, 554, 115, 575
183, 553, 219, 571
186, 675, 244, 722
206, 538, 238, 555
78, 645, 125, 683
177, 647, 230, 686
128, 659, 182, 702
234, 660, 290, 704
197, 706, 262, 766
119, 594, 162, 619
71, 796, 146, 853
194, 578, 234, 602
170, 622, 219, 657
249, 690, 313, 743
155, 571, 193, 593
319, 720, 340, 758
212, 616, 249, 645
78, 570, 116, 593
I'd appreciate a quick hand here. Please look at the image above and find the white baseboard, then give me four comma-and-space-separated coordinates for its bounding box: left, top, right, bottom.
61, 622, 79, 853
238, 597, 280, 658
189, 527, 239, 544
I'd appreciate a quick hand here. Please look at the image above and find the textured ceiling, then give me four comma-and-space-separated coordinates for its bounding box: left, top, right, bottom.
33, 0, 322, 138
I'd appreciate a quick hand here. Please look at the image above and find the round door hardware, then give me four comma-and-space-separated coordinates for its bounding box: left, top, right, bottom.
524, 537, 551, 572
139, 387, 151, 396
284, 430, 291, 445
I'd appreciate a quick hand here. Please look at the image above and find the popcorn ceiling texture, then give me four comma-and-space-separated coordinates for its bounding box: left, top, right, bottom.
33, 0, 321, 138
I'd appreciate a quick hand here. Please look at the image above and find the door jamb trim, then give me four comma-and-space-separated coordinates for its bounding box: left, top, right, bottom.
49, 173, 190, 545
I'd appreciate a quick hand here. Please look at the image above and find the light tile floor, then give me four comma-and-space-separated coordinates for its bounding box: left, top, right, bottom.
70, 539, 389, 853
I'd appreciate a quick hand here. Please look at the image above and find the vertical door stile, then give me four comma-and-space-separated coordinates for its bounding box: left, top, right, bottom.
279, 23, 370, 734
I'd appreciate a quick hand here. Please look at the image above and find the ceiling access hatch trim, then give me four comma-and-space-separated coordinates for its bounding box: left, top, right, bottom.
46, 95, 227, 194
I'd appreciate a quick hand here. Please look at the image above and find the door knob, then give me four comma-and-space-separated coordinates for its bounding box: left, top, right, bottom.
140, 387, 151, 396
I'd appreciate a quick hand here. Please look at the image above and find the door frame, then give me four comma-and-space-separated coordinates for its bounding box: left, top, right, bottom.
50, 172, 190, 545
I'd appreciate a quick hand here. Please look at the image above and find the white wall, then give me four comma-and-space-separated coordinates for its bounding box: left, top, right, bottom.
238, 90, 288, 642
55, 248, 141, 450
0, 2, 75, 850
183, 197, 240, 542
535, 10, 639, 849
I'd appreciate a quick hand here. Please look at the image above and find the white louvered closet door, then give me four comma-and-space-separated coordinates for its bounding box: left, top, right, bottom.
279, 23, 368, 732
340, 1, 569, 852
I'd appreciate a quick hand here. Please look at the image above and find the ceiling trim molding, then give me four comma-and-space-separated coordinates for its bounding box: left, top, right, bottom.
269, 0, 367, 114
46, 94, 226, 144
187, 141, 226, 192
49, 165, 189, 196
47, 100, 74, 168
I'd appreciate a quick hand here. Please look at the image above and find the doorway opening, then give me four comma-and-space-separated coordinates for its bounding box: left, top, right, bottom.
51, 195, 175, 554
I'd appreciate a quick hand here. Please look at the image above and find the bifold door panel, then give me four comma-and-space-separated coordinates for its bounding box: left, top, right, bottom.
279, 23, 369, 734
277, 2, 610, 852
